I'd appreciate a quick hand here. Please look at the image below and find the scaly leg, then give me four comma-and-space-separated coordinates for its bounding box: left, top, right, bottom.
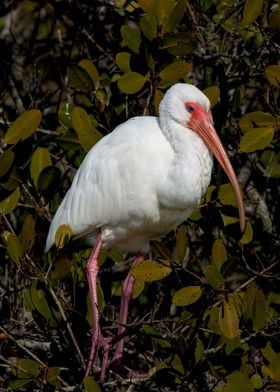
112, 253, 145, 366
85, 233, 106, 377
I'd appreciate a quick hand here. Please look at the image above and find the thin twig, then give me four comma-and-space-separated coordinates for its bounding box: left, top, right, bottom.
0, 326, 46, 368
236, 260, 280, 292
143, 83, 153, 116
81, 28, 115, 63
21, 183, 52, 222
0, 326, 70, 387
185, 1, 205, 45
47, 287, 86, 370
0, 354, 48, 386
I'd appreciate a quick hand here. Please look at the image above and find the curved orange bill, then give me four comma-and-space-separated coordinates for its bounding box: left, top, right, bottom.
192, 118, 245, 231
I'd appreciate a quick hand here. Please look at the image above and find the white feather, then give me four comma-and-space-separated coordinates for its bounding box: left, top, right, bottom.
45, 84, 213, 253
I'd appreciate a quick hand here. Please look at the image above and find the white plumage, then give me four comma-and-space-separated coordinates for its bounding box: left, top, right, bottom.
45, 83, 245, 378
46, 84, 214, 253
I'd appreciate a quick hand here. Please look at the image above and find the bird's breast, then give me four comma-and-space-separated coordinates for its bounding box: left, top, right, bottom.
100, 133, 213, 253
157, 138, 213, 212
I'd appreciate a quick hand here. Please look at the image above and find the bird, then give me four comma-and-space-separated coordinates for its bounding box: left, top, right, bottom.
45, 83, 245, 379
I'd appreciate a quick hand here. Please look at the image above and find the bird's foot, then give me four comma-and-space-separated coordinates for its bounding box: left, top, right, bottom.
99, 336, 112, 381
85, 333, 111, 378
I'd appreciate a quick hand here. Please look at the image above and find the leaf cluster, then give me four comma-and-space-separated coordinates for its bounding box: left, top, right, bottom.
0, 0, 280, 391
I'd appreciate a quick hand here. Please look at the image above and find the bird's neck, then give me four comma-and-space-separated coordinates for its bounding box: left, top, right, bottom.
160, 112, 207, 156
159, 116, 213, 209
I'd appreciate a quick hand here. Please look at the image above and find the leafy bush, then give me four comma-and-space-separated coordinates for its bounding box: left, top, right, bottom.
0, 0, 279, 391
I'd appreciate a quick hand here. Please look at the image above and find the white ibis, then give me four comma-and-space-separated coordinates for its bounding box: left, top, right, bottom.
45, 83, 245, 379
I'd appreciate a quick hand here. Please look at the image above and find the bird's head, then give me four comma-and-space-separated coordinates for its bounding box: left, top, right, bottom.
160, 83, 245, 231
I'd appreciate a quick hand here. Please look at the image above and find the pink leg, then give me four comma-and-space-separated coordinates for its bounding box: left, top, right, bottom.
85, 233, 106, 377
112, 253, 145, 365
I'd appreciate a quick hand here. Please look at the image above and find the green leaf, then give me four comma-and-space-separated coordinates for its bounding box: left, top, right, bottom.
8, 379, 32, 389
131, 259, 172, 282
0, 150, 14, 178
71, 106, 102, 151
172, 286, 202, 306
148, 363, 168, 378
153, 0, 174, 28
260, 150, 280, 178
265, 65, 280, 88
3, 231, 23, 265
54, 224, 72, 249
79, 59, 100, 87
132, 279, 145, 299
0, 186, 20, 214
67, 64, 95, 93
211, 239, 227, 270
207, 306, 222, 335
204, 265, 225, 291
140, 11, 158, 40
206, 184, 215, 203
116, 52, 131, 73
18, 359, 40, 377
30, 147, 52, 188
194, 338, 204, 363
267, 292, 280, 320
242, 0, 264, 25
4, 109, 42, 144
250, 374, 263, 389
94, 89, 110, 110
148, 0, 185, 35
23, 287, 35, 313
142, 325, 171, 349
137, 0, 153, 12
10, 358, 41, 389
163, 0, 186, 34
190, 207, 202, 221
219, 296, 240, 340
221, 214, 240, 227
154, 88, 164, 115
117, 72, 147, 94
83, 376, 101, 392
51, 258, 74, 280
224, 336, 242, 356
222, 371, 254, 392
239, 221, 253, 244
243, 283, 267, 330
239, 25, 263, 48
46, 367, 61, 384
239, 111, 276, 133
37, 166, 61, 193
142, 324, 160, 336
203, 86, 220, 107
30, 280, 54, 321
121, 25, 141, 53
218, 183, 239, 207
240, 127, 274, 152
159, 61, 192, 82
170, 353, 184, 375
58, 102, 75, 128
232, 87, 245, 111
19, 214, 35, 253
160, 33, 197, 55
269, 8, 280, 32
262, 355, 280, 382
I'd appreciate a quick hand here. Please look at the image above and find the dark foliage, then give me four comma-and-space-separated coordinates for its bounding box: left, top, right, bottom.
0, 0, 280, 391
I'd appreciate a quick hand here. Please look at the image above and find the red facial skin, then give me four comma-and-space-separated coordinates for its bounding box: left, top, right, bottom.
185, 101, 245, 231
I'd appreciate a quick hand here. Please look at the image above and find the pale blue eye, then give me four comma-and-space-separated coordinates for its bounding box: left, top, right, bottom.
186, 105, 194, 113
